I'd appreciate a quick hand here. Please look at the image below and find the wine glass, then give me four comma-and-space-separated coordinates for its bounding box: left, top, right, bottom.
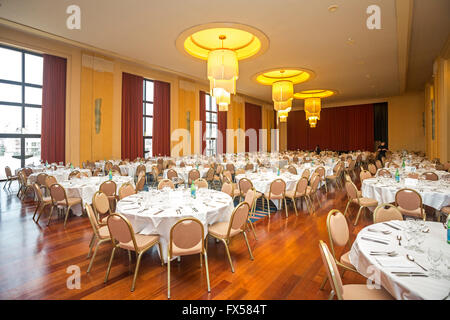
427, 248, 443, 279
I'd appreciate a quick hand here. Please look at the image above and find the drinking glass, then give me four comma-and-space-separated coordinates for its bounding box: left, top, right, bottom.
413, 233, 425, 253
427, 248, 443, 279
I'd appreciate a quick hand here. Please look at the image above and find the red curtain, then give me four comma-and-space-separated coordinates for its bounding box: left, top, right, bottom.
218, 110, 227, 154
245, 102, 262, 152
41, 54, 66, 164
287, 104, 374, 151
121, 72, 143, 160
153, 80, 171, 156
199, 91, 206, 154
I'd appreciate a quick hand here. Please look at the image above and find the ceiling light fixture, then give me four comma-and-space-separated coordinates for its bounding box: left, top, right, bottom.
294, 89, 337, 128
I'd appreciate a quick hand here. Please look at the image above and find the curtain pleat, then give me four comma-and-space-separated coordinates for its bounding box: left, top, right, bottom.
153, 80, 171, 156
41, 54, 67, 164
245, 102, 262, 152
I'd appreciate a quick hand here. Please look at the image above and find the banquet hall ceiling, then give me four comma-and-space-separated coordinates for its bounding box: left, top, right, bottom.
0, 0, 448, 105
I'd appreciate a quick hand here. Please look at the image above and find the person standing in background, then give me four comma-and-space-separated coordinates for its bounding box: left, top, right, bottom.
315, 145, 321, 155
377, 141, 388, 161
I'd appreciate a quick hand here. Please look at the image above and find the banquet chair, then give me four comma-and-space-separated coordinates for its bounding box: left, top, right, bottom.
238, 177, 257, 201
92, 191, 112, 225
168, 218, 210, 299
17, 171, 34, 200
103, 161, 113, 174
359, 169, 372, 182
226, 163, 235, 177
285, 177, 311, 215
344, 160, 356, 180
68, 170, 80, 180
407, 172, 419, 179
440, 206, 450, 222
308, 174, 322, 211
375, 160, 383, 169
263, 179, 288, 218
4, 166, 18, 190
167, 168, 184, 186
135, 174, 146, 192
111, 165, 122, 176
48, 183, 82, 228
205, 168, 215, 188
151, 166, 164, 187
104, 213, 163, 292
287, 165, 297, 175
207, 202, 253, 273
301, 168, 310, 180
368, 163, 377, 176
243, 188, 257, 240
373, 204, 404, 224
135, 164, 146, 180
85, 203, 111, 273
343, 180, 378, 226
188, 169, 200, 186
315, 166, 327, 193
221, 182, 234, 197
318, 240, 393, 300
235, 168, 245, 175
378, 169, 392, 178
158, 179, 175, 190
325, 162, 343, 190
395, 189, 425, 220
92, 168, 102, 176
320, 209, 358, 290
118, 183, 136, 200
422, 171, 438, 181
179, 161, 186, 168
99, 180, 117, 212
194, 178, 208, 189
32, 183, 52, 222
36, 172, 48, 194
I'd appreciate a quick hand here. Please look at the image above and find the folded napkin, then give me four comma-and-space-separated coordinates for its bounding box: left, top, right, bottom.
375, 257, 421, 270
362, 234, 391, 242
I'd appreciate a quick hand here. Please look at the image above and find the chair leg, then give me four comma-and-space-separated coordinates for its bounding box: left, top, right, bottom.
47, 206, 55, 226
167, 253, 171, 299
292, 197, 298, 216
221, 238, 234, 273
242, 231, 254, 260
63, 206, 72, 228
343, 200, 351, 217
248, 219, 257, 241
87, 234, 96, 258
32, 201, 41, 220
157, 242, 164, 266
131, 252, 143, 292
320, 275, 328, 290
104, 246, 117, 283
284, 198, 288, 218
87, 239, 101, 273
203, 251, 211, 292
266, 198, 270, 219
328, 290, 335, 300
354, 206, 364, 226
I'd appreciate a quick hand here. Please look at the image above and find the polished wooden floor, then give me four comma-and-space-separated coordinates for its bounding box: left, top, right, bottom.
0, 175, 371, 300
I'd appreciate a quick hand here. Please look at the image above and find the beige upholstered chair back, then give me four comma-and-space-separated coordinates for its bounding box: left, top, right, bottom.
226, 163, 235, 174
107, 214, 134, 246
301, 169, 310, 179
319, 240, 343, 300
50, 183, 67, 204
118, 183, 135, 200
170, 218, 204, 255
395, 189, 421, 211
230, 202, 250, 232
244, 188, 256, 209
68, 170, 80, 180
33, 183, 44, 201
85, 203, 101, 233
345, 181, 358, 200
221, 182, 233, 197
422, 171, 438, 181
93, 191, 110, 215
373, 204, 404, 223
295, 177, 308, 196
136, 175, 145, 192
100, 180, 117, 196
270, 179, 286, 196
360, 170, 372, 182
378, 169, 391, 178
167, 169, 178, 180
194, 178, 208, 189
188, 169, 200, 184
311, 175, 320, 191
368, 163, 377, 175
158, 179, 175, 190
327, 210, 349, 247
36, 173, 48, 186
238, 178, 253, 195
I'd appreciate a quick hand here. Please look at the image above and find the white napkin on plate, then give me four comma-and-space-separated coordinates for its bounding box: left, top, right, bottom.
375, 257, 421, 270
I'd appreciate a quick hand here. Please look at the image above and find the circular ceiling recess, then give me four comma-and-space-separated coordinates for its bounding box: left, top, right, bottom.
176, 22, 269, 60
294, 89, 337, 99
253, 68, 315, 86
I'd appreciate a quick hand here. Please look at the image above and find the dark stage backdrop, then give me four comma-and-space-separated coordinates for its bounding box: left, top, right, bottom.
245, 102, 262, 152
287, 104, 375, 152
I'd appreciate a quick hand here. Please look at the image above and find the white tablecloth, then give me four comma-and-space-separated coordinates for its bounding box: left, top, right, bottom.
163, 166, 209, 183
59, 176, 134, 216
362, 177, 450, 211
116, 188, 234, 262
349, 221, 450, 300
27, 168, 92, 185
119, 163, 153, 177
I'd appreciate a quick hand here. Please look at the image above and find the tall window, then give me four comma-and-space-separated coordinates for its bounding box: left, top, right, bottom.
205, 93, 218, 156
143, 79, 154, 157
0, 45, 43, 179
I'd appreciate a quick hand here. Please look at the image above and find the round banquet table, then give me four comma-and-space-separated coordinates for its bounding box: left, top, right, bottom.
59, 176, 134, 216
349, 221, 450, 300
116, 188, 234, 263
27, 168, 92, 185
119, 163, 153, 177
362, 177, 450, 211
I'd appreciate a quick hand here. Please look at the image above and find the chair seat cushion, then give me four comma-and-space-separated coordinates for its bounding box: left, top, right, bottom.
342, 284, 393, 300
208, 221, 241, 238
352, 198, 378, 207
98, 225, 110, 240
264, 192, 284, 200
233, 189, 241, 197
441, 206, 450, 214
397, 206, 423, 218
119, 234, 159, 252
57, 197, 82, 206
42, 196, 52, 203
172, 239, 202, 257
285, 190, 296, 198
340, 251, 355, 269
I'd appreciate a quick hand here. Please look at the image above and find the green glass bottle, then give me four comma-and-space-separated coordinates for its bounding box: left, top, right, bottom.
190, 182, 196, 199
395, 168, 400, 182
402, 158, 405, 168
108, 169, 112, 181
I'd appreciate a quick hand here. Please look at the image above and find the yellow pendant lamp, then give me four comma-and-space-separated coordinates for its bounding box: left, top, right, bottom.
207, 45, 239, 95
272, 80, 293, 103
294, 90, 337, 128
308, 117, 318, 128
304, 97, 321, 120
213, 87, 230, 111
278, 107, 291, 122
274, 99, 292, 111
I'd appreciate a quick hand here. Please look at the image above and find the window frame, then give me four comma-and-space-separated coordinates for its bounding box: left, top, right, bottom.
0, 44, 42, 169
143, 79, 154, 157
204, 93, 218, 156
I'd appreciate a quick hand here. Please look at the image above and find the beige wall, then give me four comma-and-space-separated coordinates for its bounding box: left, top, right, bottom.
387, 91, 425, 153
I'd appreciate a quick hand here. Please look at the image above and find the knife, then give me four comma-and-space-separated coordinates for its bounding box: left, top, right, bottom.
383, 222, 401, 230
361, 237, 389, 245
